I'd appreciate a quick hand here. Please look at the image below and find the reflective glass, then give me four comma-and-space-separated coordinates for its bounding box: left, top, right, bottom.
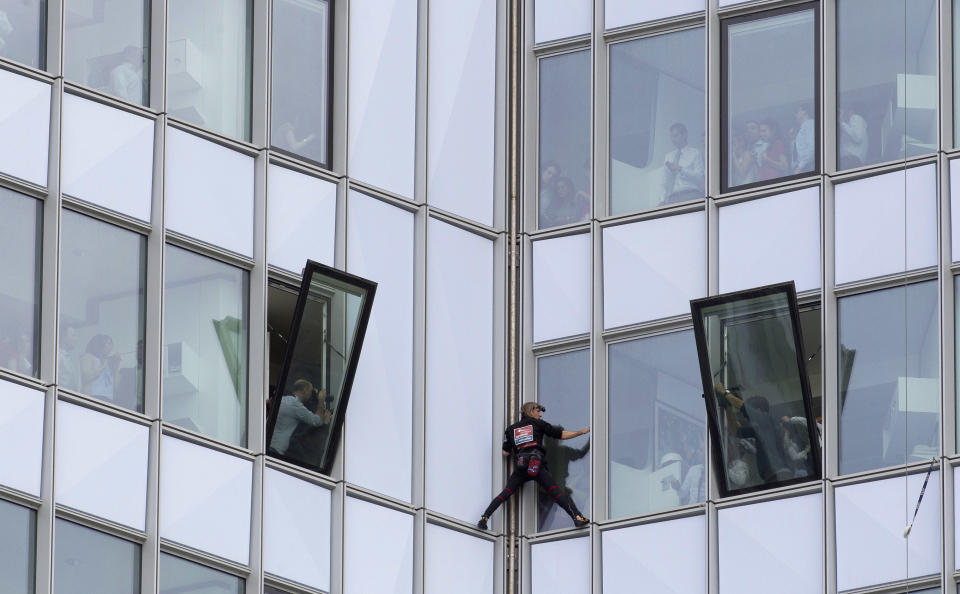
0, 0, 44, 68
163, 246, 249, 446
343, 498, 413, 594
608, 331, 705, 519
725, 7, 817, 190
838, 0, 936, 169
263, 468, 331, 591
531, 538, 589, 594
839, 282, 938, 475
534, 0, 589, 43
532, 234, 590, 343
537, 349, 589, 531
0, 379, 43, 495
0, 188, 40, 378
424, 524, 493, 594
956, 0, 960, 147
64, 0, 149, 105
0, 69, 49, 186
166, 0, 252, 140
266, 165, 337, 272
54, 519, 139, 594
539, 50, 591, 229
0, 498, 35, 594
158, 553, 243, 594
271, 0, 329, 165
609, 28, 704, 214
60, 211, 146, 411
602, 515, 705, 594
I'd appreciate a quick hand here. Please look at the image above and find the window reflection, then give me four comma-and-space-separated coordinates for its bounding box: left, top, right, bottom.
725, 6, 817, 190
609, 28, 704, 215
0, 188, 40, 378
0, 498, 35, 594
158, 553, 243, 594
0, 0, 45, 68
54, 519, 140, 594
608, 330, 706, 519
838, 0, 937, 169
839, 281, 939, 475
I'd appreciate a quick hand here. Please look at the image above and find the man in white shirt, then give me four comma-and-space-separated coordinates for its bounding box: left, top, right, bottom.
109, 46, 144, 104
838, 106, 869, 170
269, 378, 331, 456
792, 103, 815, 174
661, 123, 704, 205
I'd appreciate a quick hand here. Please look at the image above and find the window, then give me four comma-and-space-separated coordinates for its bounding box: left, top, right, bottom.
609, 28, 704, 215
344, 498, 413, 594
166, 0, 252, 140
163, 246, 249, 446
0, 187, 41, 378
838, 0, 936, 169
63, 0, 150, 105
531, 538, 589, 594
839, 281, 939, 475
532, 234, 590, 342
158, 553, 243, 594
608, 330, 705, 519
263, 468, 331, 591
0, 498, 35, 594
723, 4, 818, 191
271, 0, 330, 165
59, 211, 146, 411
53, 519, 140, 594
0, 0, 45, 68
539, 49, 591, 229
601, 515, 706, 593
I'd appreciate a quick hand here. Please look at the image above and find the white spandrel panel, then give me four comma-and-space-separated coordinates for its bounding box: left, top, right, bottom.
55, 402, 149, 531
159, 437, 252, 564
535, 0, 591, 43
0, 379, 43, 496
344, 497, 413, 594
835, 165, 937, 285
164, 127, 255, 257
603, 211, 705, 328
348, 0, 416, 198
0, 69, 49, 186
602, 514, 705, 594
263, 468, 331, 591
425, 219, 493, 521
719, 187, 820, 293
427, 0, 496, 226
952, 159, 960, 262
345, 191, 414, 502
836, 472, 940, 591
61, 94, 154, 222
606, 0, 703, 30
267, 164, 336, 272
533, 233, 590, 342
532, 537, 590, 594
424, 524, 494, 594
718, 494, 822, 594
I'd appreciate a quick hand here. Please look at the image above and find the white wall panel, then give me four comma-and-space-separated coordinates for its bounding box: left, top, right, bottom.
0, 379, 43, 496
62, 94, 154, 222
424, 524, 493, 594
159, 437, 252, 564
425, 219, 493, 521
719, 187, 820, 293
263, 468, 331, 591
535, 0, 591, 43
950, 159, 960, 262
345, 191, 414, 502
267, 164, 336, 272
533, 233, 590, 342
55, 402, 149, 530
348, 0, 417, 198
344, 498, 413, 594
0, 69, 49, 186
606, 0, 703, 30
164, 128, 255, 257
602, 515, 705, 594
603, 211, 705, 328
718, 494, 822, 594
531, 537, 590, 594
427, 0, 496, 225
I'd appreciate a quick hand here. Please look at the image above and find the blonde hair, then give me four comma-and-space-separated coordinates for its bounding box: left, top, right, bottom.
521, 402, 541, 417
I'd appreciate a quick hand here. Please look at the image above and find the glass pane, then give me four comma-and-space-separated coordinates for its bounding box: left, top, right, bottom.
263, 468, 331, 591
267, 263, 375, 474
534, 0, 590, 43
343, 498, 413, 594
158, 553, 243, 594
64, 0, 149, 105
532, 234, 590, 342
725, 7, 817, 189
166, 0, 252, 140
601, 515, 706, 593
692, 285, 820, 495
54, 519, 140, 594
536, 349, 589, 531
605, 0, 701, 30
0, 0, 45, 68
0, 187, 40, 378
839, 281, 939, 475
609, 28, 704, 215
0, 379, 44, 495
956, 0, 960, 147
608, 330, 705, 519
266, 165, 337, 273
60, 211, 146, 411
163, 246, 249, 446
0, 498, 35, 594
0, 69, 50, 187
271, 0, 328, 164
539, 50, 591, 229
838, 0, 937, 169
424, 524, 493, 594
531, 538, 589, 594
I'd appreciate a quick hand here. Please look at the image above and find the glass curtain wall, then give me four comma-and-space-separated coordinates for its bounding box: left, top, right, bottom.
0, 499, 35, 594
0, 0, 45, 68
53, 520, 140, 594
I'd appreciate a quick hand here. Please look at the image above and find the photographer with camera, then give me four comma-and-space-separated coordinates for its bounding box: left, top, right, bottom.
268, 378, 332, 456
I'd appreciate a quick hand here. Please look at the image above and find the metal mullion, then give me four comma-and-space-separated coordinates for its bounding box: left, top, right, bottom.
941, 152, 957, 592
331, 0, 349, 176
520, 233, 535, 538
45, 0, 62, 75
412, 203, 428, 510
251, 0, 270, 149
942, 0, 954, 150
